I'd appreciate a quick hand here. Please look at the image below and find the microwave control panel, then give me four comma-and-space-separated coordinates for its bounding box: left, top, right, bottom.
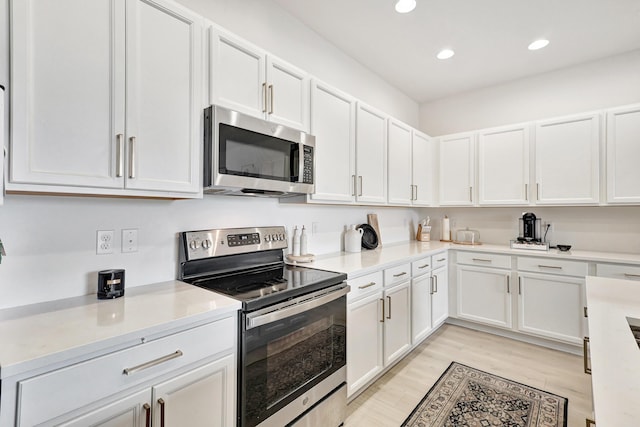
303, 146, 314, 184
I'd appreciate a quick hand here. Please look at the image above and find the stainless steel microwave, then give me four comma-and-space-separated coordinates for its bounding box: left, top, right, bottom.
203, 105, 315, 197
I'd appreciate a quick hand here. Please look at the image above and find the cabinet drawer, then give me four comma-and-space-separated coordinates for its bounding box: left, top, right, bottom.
347, 271, 383, 301
517, 257, 587, 277
596, 263, 640, 281
457, 251, 511, 269
432, 252, 448, 270
411, 257, 432, 277
384, 263, 411, 287
17, 317, 235, 427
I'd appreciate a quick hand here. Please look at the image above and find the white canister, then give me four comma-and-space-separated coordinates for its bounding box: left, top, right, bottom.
344, 225, 364, 252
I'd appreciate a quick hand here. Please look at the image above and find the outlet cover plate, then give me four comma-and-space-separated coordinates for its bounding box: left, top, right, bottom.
96, 230, 114, 255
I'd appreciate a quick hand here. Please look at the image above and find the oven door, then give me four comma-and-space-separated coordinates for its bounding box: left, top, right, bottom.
240, 284, 348, 427
204, 105, 315, 195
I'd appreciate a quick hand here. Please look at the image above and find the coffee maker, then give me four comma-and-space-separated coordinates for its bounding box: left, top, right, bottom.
518, 212, 541, 242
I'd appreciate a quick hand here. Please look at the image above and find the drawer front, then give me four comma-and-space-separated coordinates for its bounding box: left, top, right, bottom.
596, 263, 640, 281
17, 317, 235, 427
432, 252, 448, 270
411, 256, 432, 277
347, 271, 384, 301
456, 251, 511, 269
384, 263, 411, 287
518, 257, 587, 277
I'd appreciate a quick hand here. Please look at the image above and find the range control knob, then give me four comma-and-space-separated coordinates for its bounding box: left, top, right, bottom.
189, 240, 199, 250
279, 233, 286, 241
272, 234, 279, 241
265, 235, 271, 242
202, 239, 212, 249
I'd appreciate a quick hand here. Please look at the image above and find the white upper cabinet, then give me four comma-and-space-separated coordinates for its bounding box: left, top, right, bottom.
439, 133, 474, 206
9, 0, 202, 196
210, 27, 310, 132
387, 119, 412, 205
1, 86, 5, 206
534, 113, 600, 205
606, 104, 640, 204
356, 103, 388, 204
478, 124, 530, 205
309, 80, 356, 203
411, 130, 435, 206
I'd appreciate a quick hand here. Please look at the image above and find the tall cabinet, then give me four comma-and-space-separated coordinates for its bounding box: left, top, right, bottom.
10, 0, 202, 195
439, 133, 474, 206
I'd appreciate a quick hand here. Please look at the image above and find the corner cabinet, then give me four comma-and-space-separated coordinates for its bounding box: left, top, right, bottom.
9, 0, 203, 197
477, 124, 530, 205
606, 104, 640, 204
209, 27, 310, 132
439, 133, 474, 206
534, 113, 600, 205
308, 80, 357, 203
411, 130, 435, 206
355, 103, 387, 204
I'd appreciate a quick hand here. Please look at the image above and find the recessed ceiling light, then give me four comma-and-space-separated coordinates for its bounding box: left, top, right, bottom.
395, 0, 416, 13
437, 49, 455, 60
528, 39, 550, 51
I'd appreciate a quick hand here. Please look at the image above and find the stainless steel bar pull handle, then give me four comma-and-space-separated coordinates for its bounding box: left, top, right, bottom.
525, 183, 528, 201
506, 275, 510, 293
158, 398, 166, 427
583, 306, 588, 318
143, 403, 151, 427
128, 136, 136, 179
393, 272, 407, 277
268, 84, 274, 114
430, 276, 434, 294
358, 282, 376, 289
122, 350, 183, 375
116, 134, 124, 177
434, 275, 438, 293
518, 276, 522, 295
380, 298, 385, 322
583, 337, 591, 375
469, 186, 473, 202
472, 258, 492, 263
386, 296, 391, 319
358, 176, 363, 196
352, 175, 356, 196
624, 273, 640, 278
418, 264, 430, 269
538, 264, 562, 270
262, 83, 267, 112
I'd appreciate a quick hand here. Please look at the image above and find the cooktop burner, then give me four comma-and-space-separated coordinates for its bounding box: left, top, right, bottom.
179, 226, 346, 311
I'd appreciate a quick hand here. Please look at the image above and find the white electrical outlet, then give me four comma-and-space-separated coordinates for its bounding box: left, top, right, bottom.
96, 230, 114, 255
122, 229, 138, 253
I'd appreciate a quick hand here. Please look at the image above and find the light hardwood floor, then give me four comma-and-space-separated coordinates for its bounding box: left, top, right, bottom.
345, 324, 593, 427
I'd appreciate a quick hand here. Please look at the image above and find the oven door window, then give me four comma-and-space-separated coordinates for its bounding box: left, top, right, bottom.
219, 123, 300, 182
241, 295, 346, 427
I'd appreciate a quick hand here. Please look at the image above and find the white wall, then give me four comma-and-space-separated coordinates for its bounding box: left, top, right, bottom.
420, 49, 640, 136
0, 195, 419, 309
178, 0, 419, 127
421, 206, 640, 255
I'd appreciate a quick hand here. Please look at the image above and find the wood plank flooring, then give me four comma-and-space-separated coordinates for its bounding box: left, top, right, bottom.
344, 324, 593, 427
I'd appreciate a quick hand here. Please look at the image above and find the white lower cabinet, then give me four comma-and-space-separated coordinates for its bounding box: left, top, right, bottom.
456, 265, 512, 329
383, 281, 412, 365
347, 290, 384, 397
517, 273, 585, 345
411, 274, 432, 344
58, 356, 234, 427
431, 266, 449, 327
15, 317, 236, 427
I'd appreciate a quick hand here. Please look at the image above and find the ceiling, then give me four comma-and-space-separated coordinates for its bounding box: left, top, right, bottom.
273, 0, 640, 103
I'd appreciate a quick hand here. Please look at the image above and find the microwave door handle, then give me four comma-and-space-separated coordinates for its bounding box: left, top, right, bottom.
298, 142, 305, 183
246, 285, 348, 329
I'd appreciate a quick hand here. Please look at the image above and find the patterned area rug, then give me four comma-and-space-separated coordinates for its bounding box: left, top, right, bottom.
402, 362, 567, 427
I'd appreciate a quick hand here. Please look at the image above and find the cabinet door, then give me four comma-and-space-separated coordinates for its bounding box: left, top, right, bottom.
10, 0, 125, 189
124, 0, 202, 194
0, 87, 5, 205
383, 281, 411, 365
456, 266, 511, 328
209, 28, 266, 118
387, 119, 412, 205
153, 355, 235, 427
606, 105, 640, 203
517, 273, 584, 345
412, 130, 434, 206
439, 133, 474, 206
431, 266, 449, 327
309, 81, 356, 203
356, 104, 387, 204
478, 124, 529, 205
534, 113, 600, 204
266, 56, 309, 131
347, 292, 384, 397
57, 389, 149, 427
411, 275, 432, 344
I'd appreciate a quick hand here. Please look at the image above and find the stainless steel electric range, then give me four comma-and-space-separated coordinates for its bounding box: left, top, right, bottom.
178, 226, 348, 427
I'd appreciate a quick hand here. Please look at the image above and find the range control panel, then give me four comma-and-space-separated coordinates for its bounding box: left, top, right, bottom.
182, 226, 288, 261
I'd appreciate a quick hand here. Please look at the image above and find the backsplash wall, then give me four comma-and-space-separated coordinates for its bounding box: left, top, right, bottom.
0, 194, 419, 309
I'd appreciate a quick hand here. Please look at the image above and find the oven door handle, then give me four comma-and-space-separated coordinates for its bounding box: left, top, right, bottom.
246, 284, 349, 330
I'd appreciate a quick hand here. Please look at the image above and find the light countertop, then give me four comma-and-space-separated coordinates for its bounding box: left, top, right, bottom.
585, 276, 640, 426
0, 281, 241, 379
300, 240, 640, 278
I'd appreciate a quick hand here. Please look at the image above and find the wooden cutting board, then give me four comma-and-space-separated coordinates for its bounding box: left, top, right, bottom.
367, 214, 382, 247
